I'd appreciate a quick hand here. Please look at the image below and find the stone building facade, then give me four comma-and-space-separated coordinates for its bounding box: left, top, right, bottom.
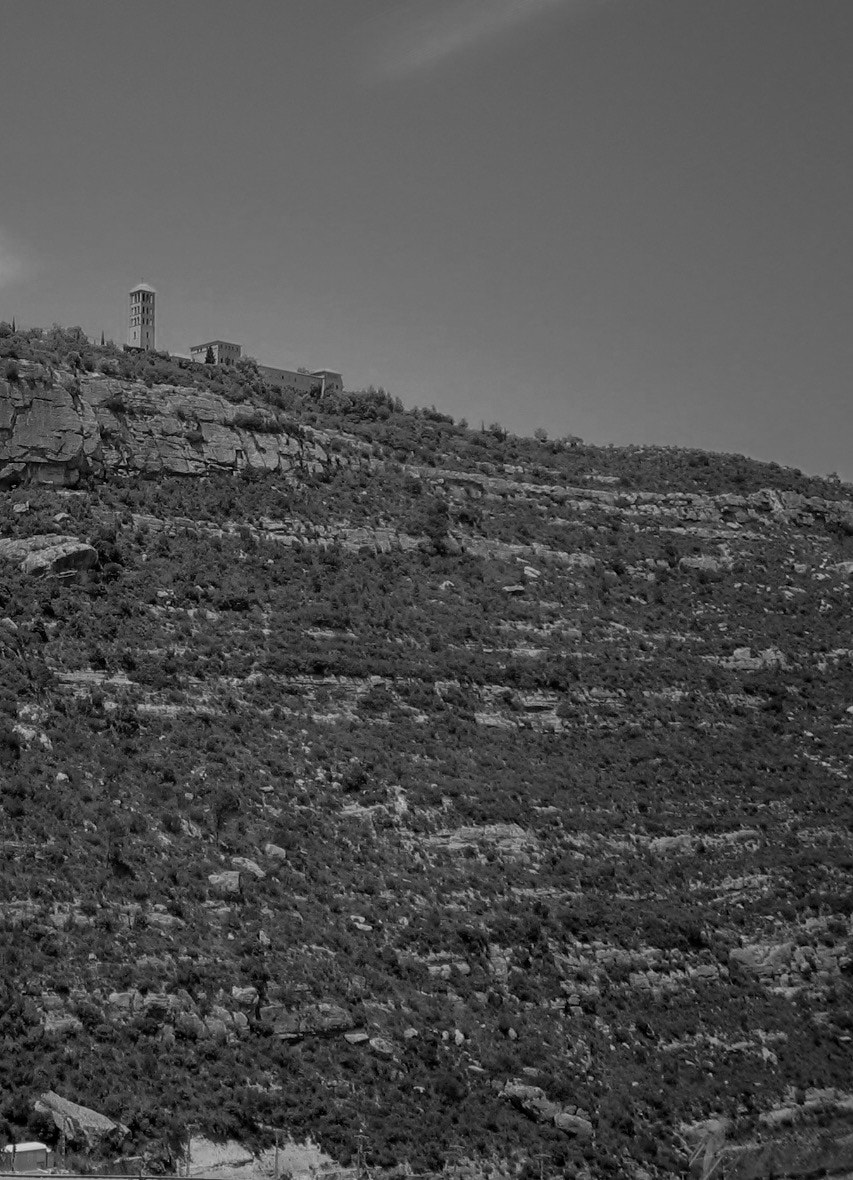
190, 340, 242, 366
259, 365, 343, 396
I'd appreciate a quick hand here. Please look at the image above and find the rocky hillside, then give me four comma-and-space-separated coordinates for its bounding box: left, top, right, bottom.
1, 327, 853, 1180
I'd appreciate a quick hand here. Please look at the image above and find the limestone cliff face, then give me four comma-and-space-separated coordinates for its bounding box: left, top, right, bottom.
2, 365, 852, 546
84, 375, 340, 479
0, 372, 101, 486
0, 365, 344, 486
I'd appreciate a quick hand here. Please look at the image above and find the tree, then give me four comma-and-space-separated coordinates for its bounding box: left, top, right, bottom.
104, 816, 131, 874
205, 345, 215, 365
211, 785, 240, 840
423, 498, 450, 551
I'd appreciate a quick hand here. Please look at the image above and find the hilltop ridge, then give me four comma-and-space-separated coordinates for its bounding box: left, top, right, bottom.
1, 325, 853, 1180
2, 322, 851, 499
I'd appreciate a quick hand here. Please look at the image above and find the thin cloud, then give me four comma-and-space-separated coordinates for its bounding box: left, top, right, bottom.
0, 230, 29, 290
374, 0, 608, 80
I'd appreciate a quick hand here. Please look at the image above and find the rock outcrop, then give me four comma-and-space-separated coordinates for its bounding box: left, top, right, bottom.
0, 376, 100, 486
3, 366, 852, 552
1, 366, 341, 486
500, 1082, 593, 1140
703, 1128, 853, 1180
88, 378, 336, 480
0, 534, 97, 576
208, 870, 241, 895
263, 1002, 354, 1040
34, 1091, 128, 1150
0, 534, 97, 577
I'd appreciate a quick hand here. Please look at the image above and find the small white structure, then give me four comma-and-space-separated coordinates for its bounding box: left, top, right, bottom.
127, 283, 155, 351
190, 340, 242, 366
2, 1142, 53, 1171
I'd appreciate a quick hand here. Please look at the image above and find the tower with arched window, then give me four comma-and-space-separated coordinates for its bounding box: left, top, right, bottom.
128, 282, 156, 350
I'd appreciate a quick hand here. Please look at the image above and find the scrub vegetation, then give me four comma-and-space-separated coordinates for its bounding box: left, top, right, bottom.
1, 324, 853, 1179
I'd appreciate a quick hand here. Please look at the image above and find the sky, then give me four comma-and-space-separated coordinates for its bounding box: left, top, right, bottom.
1, 0, 851, 478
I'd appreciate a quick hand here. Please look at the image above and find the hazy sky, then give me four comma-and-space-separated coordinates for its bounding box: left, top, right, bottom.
1, 1, 851, 477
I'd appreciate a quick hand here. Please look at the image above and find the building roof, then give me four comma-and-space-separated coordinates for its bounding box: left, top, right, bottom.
3, 1143, 49, 1154
311, 369, 342, 377
130, 282, 156, 293
191, 341, 241, 350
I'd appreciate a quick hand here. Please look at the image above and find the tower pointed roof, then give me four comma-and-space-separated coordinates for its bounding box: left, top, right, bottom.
130, 282, 156, 293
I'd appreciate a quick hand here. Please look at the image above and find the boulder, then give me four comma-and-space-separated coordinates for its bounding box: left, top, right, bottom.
107, 990, 143, 1014
650, 833, 694, 854
489, 944, 510, 983
204, 1016, 229, 1041
554, 1112, 594, 1139
679, 554, 729, 573
724, 646, 787, 671
34, 1091, 128, 1149
208, 870, 241, 895
500, 1081, 562, 1123
146, 911, 185, 931
42, 1012, 84, 1035
719, 828, 761, 844
369, 1036, 396, 1057
270, 1002, 354, 1040
730, 942, 793, 979
142, 993, 177, 1020
263, 842, 289, 861
689, 964, 719, 982
232, 856, 265, 879
23, 540, 97, 577
231, 986, 258, 1007
176, 1012, 206, 1039
0, 534, 97, 577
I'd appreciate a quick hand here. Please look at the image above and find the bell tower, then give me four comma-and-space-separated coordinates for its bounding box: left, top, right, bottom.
128, 282, 156, 350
